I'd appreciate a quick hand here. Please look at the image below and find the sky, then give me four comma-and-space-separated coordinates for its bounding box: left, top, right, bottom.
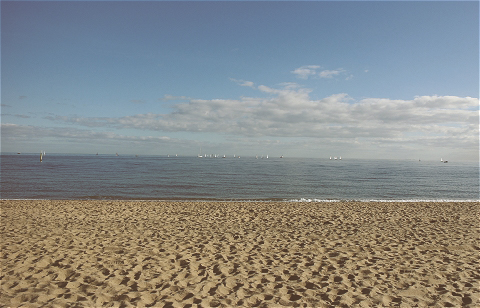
1, 1, 479, 161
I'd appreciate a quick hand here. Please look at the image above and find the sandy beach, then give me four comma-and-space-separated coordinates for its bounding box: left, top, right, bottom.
1, 200, 478, 307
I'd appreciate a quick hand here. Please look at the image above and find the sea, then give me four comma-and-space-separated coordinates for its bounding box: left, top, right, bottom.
1, 153, 478, 201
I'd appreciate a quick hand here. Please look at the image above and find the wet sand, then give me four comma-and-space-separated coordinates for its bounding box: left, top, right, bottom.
1, 200, 479, 307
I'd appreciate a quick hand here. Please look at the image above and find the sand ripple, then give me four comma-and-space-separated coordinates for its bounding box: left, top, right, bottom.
1, 200, 479, 307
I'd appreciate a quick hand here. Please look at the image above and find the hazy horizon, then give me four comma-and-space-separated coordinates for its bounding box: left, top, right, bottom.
2, 1, 478, 161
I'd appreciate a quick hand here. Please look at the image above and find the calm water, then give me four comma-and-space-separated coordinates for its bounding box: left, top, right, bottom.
1, 154, 478, 201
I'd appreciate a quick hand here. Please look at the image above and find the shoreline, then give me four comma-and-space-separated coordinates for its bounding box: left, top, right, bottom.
2, 198, 479, 202
1, 200, 479, 307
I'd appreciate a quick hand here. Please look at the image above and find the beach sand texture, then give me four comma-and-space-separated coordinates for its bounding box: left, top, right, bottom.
1, 200, 478, 307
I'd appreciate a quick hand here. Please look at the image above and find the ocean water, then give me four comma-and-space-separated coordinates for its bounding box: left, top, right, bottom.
1, 154, 478, 201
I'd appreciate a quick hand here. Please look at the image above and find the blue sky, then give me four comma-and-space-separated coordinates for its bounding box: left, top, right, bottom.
2, 1, 479, 160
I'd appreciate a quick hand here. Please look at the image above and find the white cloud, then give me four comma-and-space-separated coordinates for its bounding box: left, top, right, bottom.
292, 65, 351, 80
1, 123, 174, 145
42, 84, 478, 150
230, 78, 255, 88
160, 95, 192, 101
319, 68, 346, 78
291, 65, 321, 79
6, 73, 477, 159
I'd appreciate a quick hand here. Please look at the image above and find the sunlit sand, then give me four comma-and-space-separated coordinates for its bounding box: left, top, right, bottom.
1, 200, 478, 307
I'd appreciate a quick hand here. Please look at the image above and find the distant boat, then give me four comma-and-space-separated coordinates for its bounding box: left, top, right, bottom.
116, 153, 119, 156
40, 151, 43, 162
280, 155, 283, 158
330, 156, 332, 160
17, 152, 21, 154
339, 156, 342, 160
266, 155, 268, 159
223, 154, 226, 158
334, 157, 338, 160
198, 147, 203, 158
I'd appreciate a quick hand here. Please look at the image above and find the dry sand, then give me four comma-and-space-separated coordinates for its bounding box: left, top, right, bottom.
1, 200, 478, 307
